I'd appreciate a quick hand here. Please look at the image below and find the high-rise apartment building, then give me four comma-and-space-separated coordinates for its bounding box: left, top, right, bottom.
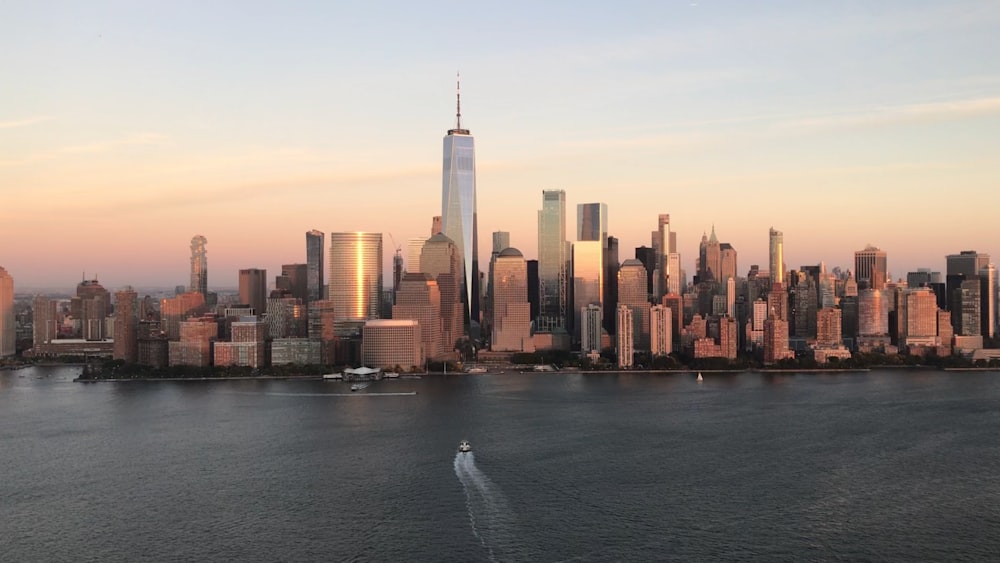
189, 235, 208, 296
0, 267, 13, 357
616, 305, 633, 368
491, 248, 534, 352
238, 268, 267, 316
618, 260, 649, 350
580, 304, 602, 354
650, 304, 672, 356
113, 287, 138, 363
168, 317, 217, 367
421, 233, 465, 349
538, 190, 570, 332
654, 214, 678, 299
328, 232, 383, 329
816, 307, 842, 347
858, 289, 888, 336
854, 245, 888, 290
979, 264, 997, 339
763, 316, 791, 364
32, 296, 58, 351
306, 230, 325, 302
900, 288, 938, 347
769, 227, 784, 287
441, 80, 479, 333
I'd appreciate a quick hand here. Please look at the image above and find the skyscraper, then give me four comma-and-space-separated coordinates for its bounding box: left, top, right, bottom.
650, 304, 672, 356
616, 305, 633, 368
538, 190, 569, 332
441, 78, 479, 334
421, 233, 464, 350
0, 267, 13, 357
654, 214, 678, 299
328, 232, 383, 327
238, 268, 267, 316
577, 203, 608, 243
189, 235, 208, 296
491, 248, 534, 352
393, 273, 443, 360
854, 245, 888, 290
306, 230, 325, 302
113, 286, 138, 363
769, 227, 784, 287
573, 240, 604, 342
618, 259, 649, 350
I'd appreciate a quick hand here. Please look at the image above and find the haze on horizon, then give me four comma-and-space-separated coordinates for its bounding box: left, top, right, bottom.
3, 1, 999, 290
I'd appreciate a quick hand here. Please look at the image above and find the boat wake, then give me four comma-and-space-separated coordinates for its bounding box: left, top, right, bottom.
454, 452, 518, 561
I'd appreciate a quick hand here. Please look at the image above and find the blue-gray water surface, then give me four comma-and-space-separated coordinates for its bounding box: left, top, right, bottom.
2, 367, 999, 562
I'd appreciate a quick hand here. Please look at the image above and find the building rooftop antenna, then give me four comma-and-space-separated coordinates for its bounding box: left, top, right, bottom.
456, 71, 462, 130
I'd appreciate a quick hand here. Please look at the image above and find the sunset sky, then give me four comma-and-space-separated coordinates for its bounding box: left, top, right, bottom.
3, 1, 999, 290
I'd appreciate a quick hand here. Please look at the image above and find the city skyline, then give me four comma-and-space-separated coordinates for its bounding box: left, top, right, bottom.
3, 1, 1000, 289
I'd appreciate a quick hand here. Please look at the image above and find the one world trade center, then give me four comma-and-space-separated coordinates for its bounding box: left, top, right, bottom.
441, 77, 479, 338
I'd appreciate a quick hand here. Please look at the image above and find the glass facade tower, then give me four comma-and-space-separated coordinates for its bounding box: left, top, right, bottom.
538, 190, 569, 331
306, 230, 325, 302
441, 82, 478, 336
328, 232, 383, 325
189, 235, 208, 296
769, 227, 784, 286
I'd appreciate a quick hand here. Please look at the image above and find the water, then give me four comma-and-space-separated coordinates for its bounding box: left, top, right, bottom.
2, 367, 999, 562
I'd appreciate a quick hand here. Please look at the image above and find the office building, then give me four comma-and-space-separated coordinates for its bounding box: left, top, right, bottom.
189, 235, 208, 296
393, 273, 443, 361
763, 316, 792, 364
265, 295, 306, 339
32, 296, 58, 351
980, 264, 997, 339
616, 305, 633, 368
618, 259, 649, 350
577, 203, 608, 243
421, 233, 464, 349
900, 288, 939, 347
271, 338, 321, 365
491, 248, 534, 353
816, 307, 843, 347
0, 267, 12, 357
113, 287, 138, 363
855, 245, 888, 290
306, 230, 325, 302
308, 300, 337, 364
441, 80, 479, 333
328, 232, 383, 329
406, 238, 425, 273
362, 319, 422, 370
538, 190, 570, 331
238, 268, 267, 317
858, 289, 888, 336
573, 240, 604, 341
277, 264, 308, 302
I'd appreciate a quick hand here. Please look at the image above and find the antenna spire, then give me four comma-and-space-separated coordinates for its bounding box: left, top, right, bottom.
456, 71, 462, 130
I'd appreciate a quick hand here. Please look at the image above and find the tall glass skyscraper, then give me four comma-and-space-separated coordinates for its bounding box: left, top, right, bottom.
306, 230, 325, 302
328, 232, 383, 324
189, 235, 207, 296
769, 227, 784, 286
538, 190, 569, 331
441, 80, 478, 336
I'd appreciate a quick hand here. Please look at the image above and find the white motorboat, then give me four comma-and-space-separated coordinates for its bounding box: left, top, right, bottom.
351, 383, 362, 392
696, 372, 704, 382
458, 440, 472, 453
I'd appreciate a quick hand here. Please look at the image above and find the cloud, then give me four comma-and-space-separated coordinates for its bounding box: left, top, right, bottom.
0, 115, 55, 129
777, 96, 1000, 132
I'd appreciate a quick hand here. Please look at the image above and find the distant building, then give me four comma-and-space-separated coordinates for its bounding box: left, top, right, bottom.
491, 248, 534, 353
329, 232, 383, 334
238, 268, 267, 318
306, 230, 325, 302
616, 305, 633, 368
421, 233, 464, 348
393, 273, 443, 361
271, 338, 321, 365
537, 190, 570, 332
763, 316, 792, 364
169, 317, 218, 367
113, 287, 138, 363
816, 307, 842, 347
189, 235, 208, 296
769, 228, 784, 287
618, 259, 649, 351
214, 319, 267, 368
855, 245, 888, 290
573, 240, 604, 342
0, 267, 13, 357
277, 264, 308, 302
650, 304, 672, 357
580, 304, 602, 354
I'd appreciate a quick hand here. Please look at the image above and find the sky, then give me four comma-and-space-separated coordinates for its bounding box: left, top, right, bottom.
2, 1, 999, 290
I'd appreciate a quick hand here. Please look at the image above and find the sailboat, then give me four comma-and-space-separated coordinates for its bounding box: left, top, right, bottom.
696, 372, 704, 382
